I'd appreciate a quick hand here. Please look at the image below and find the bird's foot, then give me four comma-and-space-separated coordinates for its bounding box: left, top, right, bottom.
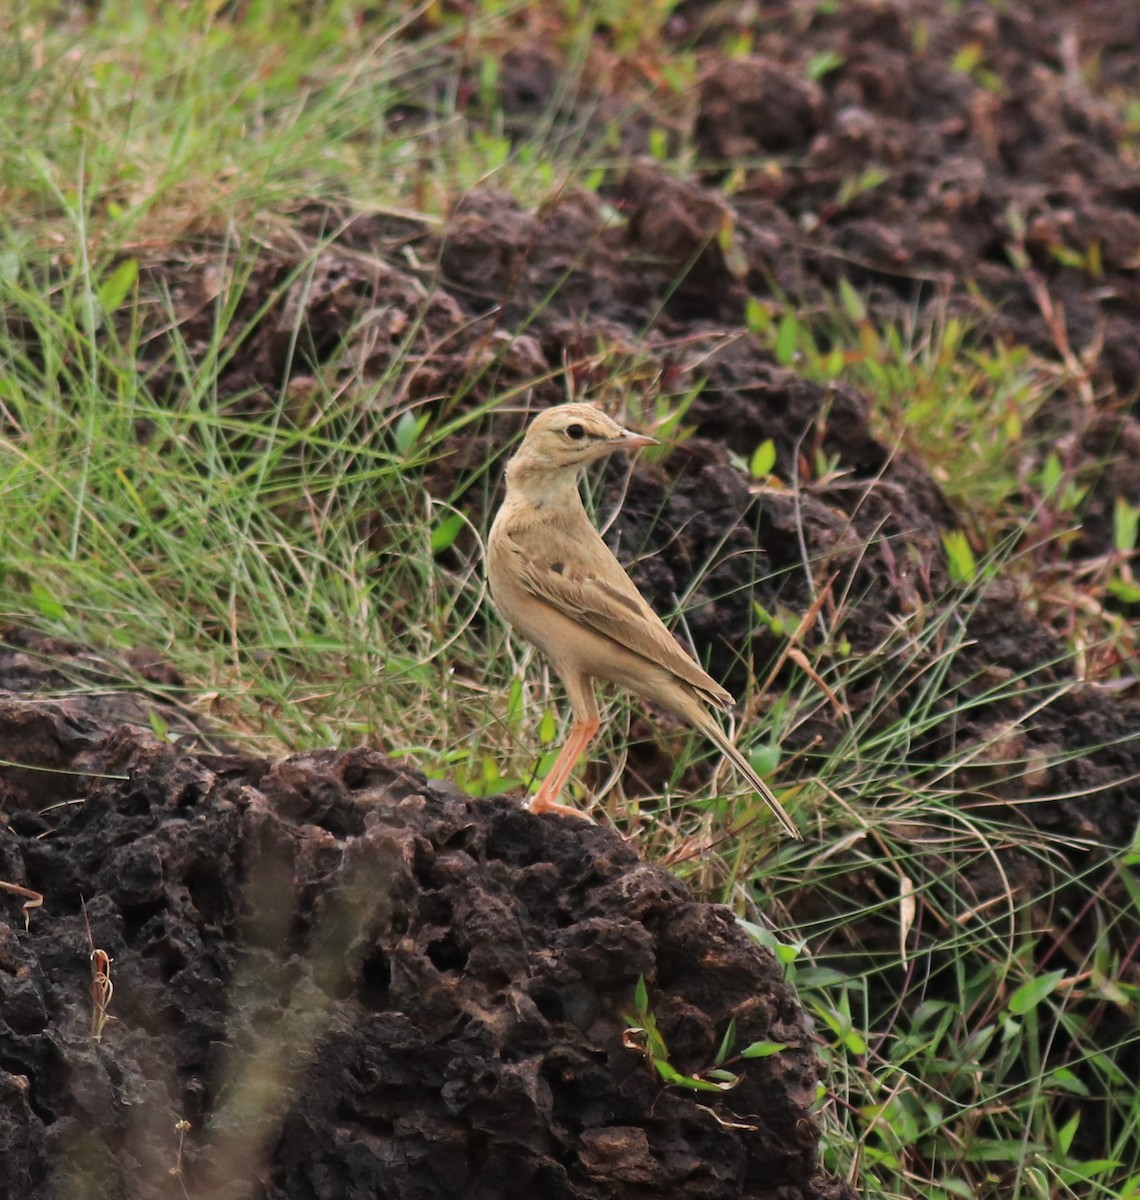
526, 794, 595, 821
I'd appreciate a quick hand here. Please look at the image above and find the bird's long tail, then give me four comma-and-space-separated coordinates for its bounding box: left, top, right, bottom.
691, 707, 802, 840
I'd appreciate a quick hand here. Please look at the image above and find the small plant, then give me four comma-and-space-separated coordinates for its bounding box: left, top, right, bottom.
836, 166, 889, 210
1107, 496, 1140, 604
748, 438, 778, 480
806, 50, 845, 82
941, 529, 977, 585
623, 976, 786, 1093
950, 41, 1001, 93
747, 287, 1051, 524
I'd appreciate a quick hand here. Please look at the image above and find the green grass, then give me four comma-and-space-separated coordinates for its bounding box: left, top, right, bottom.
3, 3, 1140, 1199
746, 290, 1053, 522
0, 240, 499, 756
776, 820, 1140, 1200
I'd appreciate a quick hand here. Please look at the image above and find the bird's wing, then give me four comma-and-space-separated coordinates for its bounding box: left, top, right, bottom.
508, 522, 733, 707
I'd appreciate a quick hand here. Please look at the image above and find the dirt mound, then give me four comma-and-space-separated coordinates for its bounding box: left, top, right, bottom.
0, 629, 849, 1200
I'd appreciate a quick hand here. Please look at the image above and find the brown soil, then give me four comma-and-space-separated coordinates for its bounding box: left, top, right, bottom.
4, 0, 1140, 1195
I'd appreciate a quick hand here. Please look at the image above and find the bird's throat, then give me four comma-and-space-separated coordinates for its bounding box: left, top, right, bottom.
504, 455, 584, 509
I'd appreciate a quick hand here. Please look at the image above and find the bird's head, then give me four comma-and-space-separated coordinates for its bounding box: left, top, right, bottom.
505, 404, 656, 490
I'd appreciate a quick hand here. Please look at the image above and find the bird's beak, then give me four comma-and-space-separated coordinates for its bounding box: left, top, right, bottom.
617, 429, 657, 449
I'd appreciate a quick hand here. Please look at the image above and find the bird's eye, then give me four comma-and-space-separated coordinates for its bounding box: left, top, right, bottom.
566, 423, 585, 440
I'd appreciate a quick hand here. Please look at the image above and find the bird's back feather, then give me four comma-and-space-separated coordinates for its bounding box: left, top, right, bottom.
494, 496, 733, 709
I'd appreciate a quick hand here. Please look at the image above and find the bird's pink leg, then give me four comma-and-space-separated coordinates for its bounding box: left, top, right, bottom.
528, 716, 601, 817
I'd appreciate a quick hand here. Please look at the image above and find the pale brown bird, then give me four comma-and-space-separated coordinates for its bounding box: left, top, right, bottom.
486, 402, 801, 839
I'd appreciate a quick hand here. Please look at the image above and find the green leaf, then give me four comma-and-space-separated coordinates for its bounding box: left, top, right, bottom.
751, 600, 784, 635
941, 529, 976, 585
639, 1013, 669, 1061
1057, 1111, 1080, 1155
745, 296, 770, 334
952, 42, 984, 74
746, 742, 780, 778
393, 410, 428, 456
538, 708, 557, 745
1040, 450, 1063, 498
1047, 1067, 1091, 1098
1107, 576, 1140, 604
740, 1040, 787, 1058
97, 258, 138, 313
653, 1058, 682, 1083
669, 1071, 734, 1093
506, 678, 524, 730
1112, 1172, 1140, 1199
1087, 238, 1103, 278
749, 439, 777, 479
774, 312, 799, 365
837, 275, 866, 323
822, 346, 845, 378
961, 1138, 1046, 1163
771, 941, 798, 965
478, 54, 498, 104
430, 513, 464, 554
1058, 1159, 1123, 1184
1007, 969, 1065, 1015
30, 583, 66, 620
533, 748, 560, 780
633, 976, 649, 1014
795, 966, 851, 987
805, 50, 844, 81
714, 1017, 737, 1065
842, 1031, 869, 1055
1113, 496, 1139, 553
737, 919, 801, 966
936, 1180, 981, 1200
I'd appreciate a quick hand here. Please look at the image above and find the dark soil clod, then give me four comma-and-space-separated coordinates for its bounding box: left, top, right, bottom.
0, 629, 847, 1200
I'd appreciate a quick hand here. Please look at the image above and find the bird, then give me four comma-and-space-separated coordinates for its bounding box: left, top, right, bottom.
486, 401, 801, 839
